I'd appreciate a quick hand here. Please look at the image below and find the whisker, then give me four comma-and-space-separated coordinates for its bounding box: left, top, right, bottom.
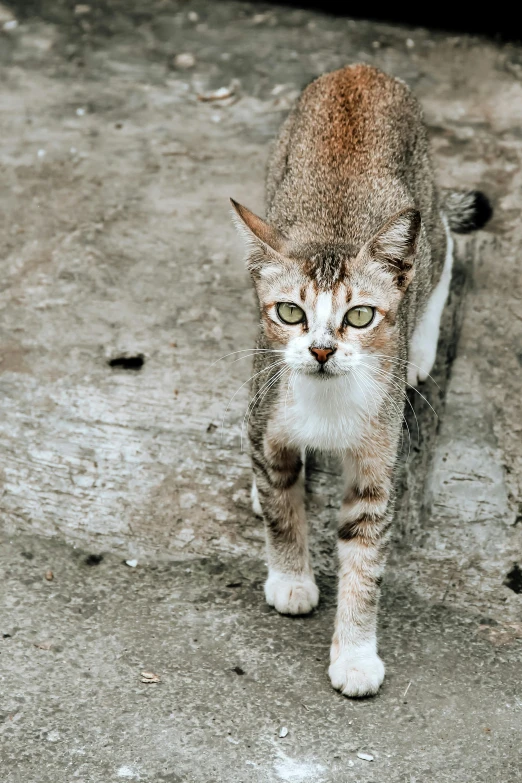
284, 368, 297, 425
359, 361, 421, 442
238, 364, 288, 451
220, 359, 287, 443
240, 365, 289, 451
361, 357, 439, 420
373, 367, 420, 441
367, 353, 441, 390
380, 367, 439, 420
357, 366, 412, 458
211, 348, 285, 367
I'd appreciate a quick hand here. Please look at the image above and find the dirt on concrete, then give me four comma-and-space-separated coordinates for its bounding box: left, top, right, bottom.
0, 2, 521, 782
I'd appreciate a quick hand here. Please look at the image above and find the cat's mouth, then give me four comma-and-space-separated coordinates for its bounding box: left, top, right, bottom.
305, 362, 342, 379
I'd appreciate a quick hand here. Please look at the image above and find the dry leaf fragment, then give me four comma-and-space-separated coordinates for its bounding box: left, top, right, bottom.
34, 641, 53, 650
197, 86, 234, 102
141, 671, 160, 683
45, 570, 54, 581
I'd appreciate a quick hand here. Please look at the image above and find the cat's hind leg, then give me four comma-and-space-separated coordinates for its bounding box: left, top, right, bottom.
407, 216, 454, 386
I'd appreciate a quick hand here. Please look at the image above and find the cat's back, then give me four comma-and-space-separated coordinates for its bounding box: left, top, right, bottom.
290, 64, 420, 172
266, 64, 434, 244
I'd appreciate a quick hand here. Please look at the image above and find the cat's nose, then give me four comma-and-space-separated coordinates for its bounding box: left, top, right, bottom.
309, 346, 336, 364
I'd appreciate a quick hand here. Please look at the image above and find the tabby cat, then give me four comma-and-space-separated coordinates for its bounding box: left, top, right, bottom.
230, 64, 491, 697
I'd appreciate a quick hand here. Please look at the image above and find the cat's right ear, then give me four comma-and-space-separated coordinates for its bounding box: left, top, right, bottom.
230, 198, 288, 276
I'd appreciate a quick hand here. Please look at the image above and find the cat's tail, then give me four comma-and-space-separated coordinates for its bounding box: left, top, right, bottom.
442, 189, 493, 233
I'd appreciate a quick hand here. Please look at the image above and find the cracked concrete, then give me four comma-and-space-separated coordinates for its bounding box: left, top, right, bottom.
0, 2, 521, 781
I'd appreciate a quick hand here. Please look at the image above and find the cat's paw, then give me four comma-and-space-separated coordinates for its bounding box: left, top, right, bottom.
328, 648, 385, 697
408, 332, 438, 386
407, 356, 433, 387
265, 571, 319, 615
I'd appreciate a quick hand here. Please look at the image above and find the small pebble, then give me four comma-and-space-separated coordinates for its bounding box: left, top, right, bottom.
406, 38, 415, 48
357, 752, 374, 762
125, 559, 138, 568
76, 107, 86, 116
37, 149, 46, 158
278, 726, 288, 738
3, 19, 18, 31
174, 52, 195, 69
187, 11, 198, 22
44, 570, 53, 581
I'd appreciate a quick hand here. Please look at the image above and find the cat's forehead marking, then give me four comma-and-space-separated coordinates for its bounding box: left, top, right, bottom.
304, 251, 347, 290
315, 291, 333, 323
286, 240, 358, 292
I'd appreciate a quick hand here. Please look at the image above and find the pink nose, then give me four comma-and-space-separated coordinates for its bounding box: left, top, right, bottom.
309, 346, 336, 363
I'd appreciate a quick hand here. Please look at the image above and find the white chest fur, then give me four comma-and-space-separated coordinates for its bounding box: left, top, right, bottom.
280, 373, 378, 452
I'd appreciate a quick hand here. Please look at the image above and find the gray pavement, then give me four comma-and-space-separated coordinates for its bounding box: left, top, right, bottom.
0, 2, 521, 781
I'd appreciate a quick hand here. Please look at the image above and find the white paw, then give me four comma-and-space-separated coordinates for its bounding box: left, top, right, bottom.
407, 354, 435, 387
407, 364, 422, 387
265, 572, 319, 615
408, 324, 439, 386
251, 478, 262, 516
328, 648, 385, 697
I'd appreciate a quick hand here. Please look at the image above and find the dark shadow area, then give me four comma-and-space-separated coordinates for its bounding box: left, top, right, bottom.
504, 563, 522, 594
2, 1, 520, 43
267, 1, 522, 42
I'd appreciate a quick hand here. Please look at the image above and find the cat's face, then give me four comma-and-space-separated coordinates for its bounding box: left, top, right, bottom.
255, 259, 402, 378
231, 199, 420, 380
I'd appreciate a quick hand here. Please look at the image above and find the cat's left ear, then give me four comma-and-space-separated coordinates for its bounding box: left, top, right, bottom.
230, 199, 288, 275
365, 208, 421, 291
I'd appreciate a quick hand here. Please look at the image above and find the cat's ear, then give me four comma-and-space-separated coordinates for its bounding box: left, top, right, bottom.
366, 208, 421, 290
230, 198, 288, 275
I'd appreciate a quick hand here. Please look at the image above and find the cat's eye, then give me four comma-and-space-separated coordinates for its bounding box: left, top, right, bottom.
277, 302, 306, 325
345, 305, 375, 328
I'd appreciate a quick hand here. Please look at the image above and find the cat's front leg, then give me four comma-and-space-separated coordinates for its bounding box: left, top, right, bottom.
329, 450, 394, 697
252, 434, 318, 615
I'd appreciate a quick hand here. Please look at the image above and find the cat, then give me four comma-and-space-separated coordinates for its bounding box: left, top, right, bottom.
230, 64, 491, 697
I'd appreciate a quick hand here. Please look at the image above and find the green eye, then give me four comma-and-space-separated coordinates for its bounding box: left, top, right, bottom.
277, 302, 306, 325
345, 306, 375, 328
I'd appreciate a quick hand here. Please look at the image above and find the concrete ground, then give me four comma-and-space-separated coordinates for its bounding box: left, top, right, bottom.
0, 2, 521, 781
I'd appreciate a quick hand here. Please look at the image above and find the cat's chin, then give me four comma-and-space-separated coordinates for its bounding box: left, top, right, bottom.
302, 366, 346, 380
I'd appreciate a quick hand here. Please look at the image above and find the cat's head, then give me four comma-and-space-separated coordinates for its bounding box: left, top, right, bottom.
231, 199, 420, 379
